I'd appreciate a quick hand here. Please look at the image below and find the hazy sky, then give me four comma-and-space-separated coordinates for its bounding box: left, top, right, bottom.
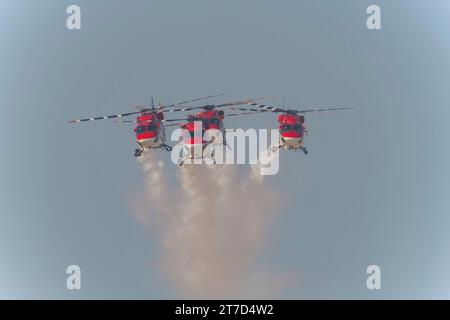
1, 0, 450, 299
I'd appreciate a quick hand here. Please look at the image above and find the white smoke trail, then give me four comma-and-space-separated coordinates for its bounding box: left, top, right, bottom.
132, 152, 172, 229
133, 150, 289, 299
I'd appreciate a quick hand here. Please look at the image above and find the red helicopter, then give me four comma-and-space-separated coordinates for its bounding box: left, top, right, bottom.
233, 102, 353, 154
168, 98, 272, 165
68, 93, 228, 157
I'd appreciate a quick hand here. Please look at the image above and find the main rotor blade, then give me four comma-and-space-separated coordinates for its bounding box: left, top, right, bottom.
243, 103, 354, 114
160, 93, 227, 109
164, 96, 277, 113
69, 93, 230, 123
162, 118, 188, 122
164, 122, 185, 127
111, 118, 187, 124
111, 120, 137, 123
229, 106, 272, 113
132, 105, 149, 112
292, 106, 354, 114
68, 111, 141, 123
215, 96, 277, 108
241, 103, 284, 113
226, 110, 269, 117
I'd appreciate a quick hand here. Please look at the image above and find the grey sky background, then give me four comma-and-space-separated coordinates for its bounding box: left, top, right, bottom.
1, 0, 450, 298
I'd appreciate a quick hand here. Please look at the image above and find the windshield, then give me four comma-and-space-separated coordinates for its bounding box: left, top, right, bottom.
280, 124, 292, 132
136, 126, 145, 134
280, 124, 302, 134
293, 124, 302, 133
136, 124, 157, 134
209, 118, 220, 126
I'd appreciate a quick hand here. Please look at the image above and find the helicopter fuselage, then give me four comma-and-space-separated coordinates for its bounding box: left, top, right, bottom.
278, 114, 306, 151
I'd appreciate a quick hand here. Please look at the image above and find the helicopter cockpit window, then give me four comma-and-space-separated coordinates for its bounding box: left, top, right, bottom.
280, 124, 292, 132
209, 118, 219, 126
293, 124, 302, 133
147, 124, 157, 131
136, 126, 146, 134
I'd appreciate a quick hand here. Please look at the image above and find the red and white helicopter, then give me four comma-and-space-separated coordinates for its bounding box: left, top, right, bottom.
166, 97, 273, 165
68, 93, 229, 157
232, 102, 353, 154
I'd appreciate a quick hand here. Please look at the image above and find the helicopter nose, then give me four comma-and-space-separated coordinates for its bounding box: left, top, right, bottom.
137, 131, 157, 139
138, 136, 159, 148
281, 136, 303, 147
281, 131, 301, 139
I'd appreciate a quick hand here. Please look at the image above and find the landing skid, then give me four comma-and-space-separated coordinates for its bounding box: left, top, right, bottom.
276, 144, 308, 155
177, 155, 216, 167
134, 144, 173, 157
300, 146, 308, 155
134, 147, 144, 157
177, 155, 188, 167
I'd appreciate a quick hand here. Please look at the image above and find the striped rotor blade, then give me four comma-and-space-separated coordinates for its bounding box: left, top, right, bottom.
296, 111, 342, 116
229, 106, 271, 113
111, 120, 137, 123
241, 103, 353, 114
68, 111, 140, 123
132, 105, 149, 112
216, 96, 278, 108
163, 106, 199, 113
162, 118, 187, 122
161, 93, 227, 109
293, 107, 354, 114
226, 110, 268, 117
163, 96, 278, 113
244, 102, 284, 113
164, 122, 184, 127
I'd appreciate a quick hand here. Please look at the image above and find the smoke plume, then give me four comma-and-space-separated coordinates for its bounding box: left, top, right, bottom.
133, 152, 288, 299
